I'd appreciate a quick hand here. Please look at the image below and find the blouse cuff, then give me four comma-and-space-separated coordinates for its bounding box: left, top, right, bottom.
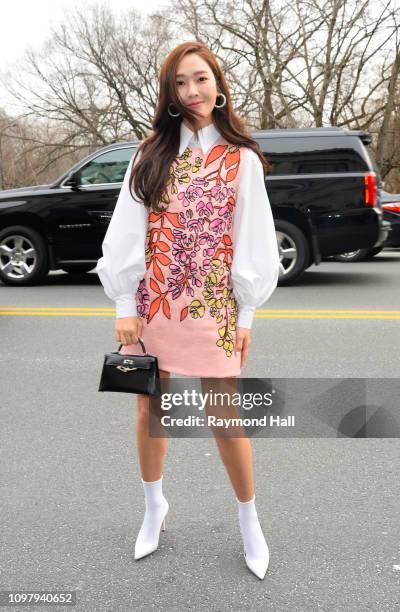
237, 305, 256, 329
115, 296, 138, 318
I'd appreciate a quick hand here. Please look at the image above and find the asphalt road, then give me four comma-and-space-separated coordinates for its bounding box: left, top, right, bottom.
1, 250, 399, 611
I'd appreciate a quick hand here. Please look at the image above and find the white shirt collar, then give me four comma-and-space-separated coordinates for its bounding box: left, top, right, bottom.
179, 121, 222, 156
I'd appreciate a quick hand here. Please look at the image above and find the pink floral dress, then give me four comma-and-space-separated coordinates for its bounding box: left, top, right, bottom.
120, 140, 243, 377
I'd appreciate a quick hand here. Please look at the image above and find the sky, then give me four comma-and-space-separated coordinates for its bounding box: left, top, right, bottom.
0, 0, 166, 109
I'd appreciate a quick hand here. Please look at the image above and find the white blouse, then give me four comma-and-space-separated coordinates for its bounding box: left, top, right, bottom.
95, 122, 280, 329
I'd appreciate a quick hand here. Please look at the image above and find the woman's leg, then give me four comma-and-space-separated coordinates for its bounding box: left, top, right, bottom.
134, 370, 170, 559
213, 436, 254, 502
200, 376, 254, 501
136, 369, 170, 481
201, 376, 269, 577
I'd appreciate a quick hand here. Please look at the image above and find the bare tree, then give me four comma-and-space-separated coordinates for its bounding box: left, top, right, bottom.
0, 3, 176, 182
1, 0, 400, 187
170, 0, 400, 178
374, 5, 400, 179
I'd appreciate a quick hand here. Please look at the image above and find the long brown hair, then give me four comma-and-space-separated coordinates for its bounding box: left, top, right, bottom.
129, 41, 271, 212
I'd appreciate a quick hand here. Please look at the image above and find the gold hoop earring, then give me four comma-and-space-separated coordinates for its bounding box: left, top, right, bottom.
168, 103, 181, 117
214, 93, 226, 108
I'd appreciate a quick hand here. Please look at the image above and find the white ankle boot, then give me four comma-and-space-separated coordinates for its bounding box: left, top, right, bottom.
237, 494, 269, 579
134, 475, 169, 560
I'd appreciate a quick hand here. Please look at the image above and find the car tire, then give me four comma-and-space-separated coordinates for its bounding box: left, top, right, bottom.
0, 225, 49, 286
274, 219, 310, 285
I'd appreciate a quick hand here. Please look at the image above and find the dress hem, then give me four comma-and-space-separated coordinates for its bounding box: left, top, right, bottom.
158, 369, 241, 378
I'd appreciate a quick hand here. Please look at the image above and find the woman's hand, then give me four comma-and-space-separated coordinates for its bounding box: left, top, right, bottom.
235, 327, 251, 368
115, 316, 143, 345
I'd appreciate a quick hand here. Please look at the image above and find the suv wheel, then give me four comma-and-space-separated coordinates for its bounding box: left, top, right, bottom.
0, 226, 49, 286
275, 220, 310, 285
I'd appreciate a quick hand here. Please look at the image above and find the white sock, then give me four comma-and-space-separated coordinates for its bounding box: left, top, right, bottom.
138, 476, 168, 541
236, 494, 268, 561
142, 475, 165, 506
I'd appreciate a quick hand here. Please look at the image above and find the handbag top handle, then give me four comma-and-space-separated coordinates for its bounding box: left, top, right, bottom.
118, 337, 147, 354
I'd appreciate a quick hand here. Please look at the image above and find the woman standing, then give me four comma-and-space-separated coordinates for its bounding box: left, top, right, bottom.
96, 41, 280, 580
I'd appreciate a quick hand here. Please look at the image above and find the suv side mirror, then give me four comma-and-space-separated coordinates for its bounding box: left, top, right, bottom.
63, 170, 81, 189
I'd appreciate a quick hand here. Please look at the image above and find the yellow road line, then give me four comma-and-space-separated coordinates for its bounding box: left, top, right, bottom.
0, 308, 400, 319
0, 312, 111, 316
255, 314, 400, 319
256, 309, 400, 313
0, 307, 113, 310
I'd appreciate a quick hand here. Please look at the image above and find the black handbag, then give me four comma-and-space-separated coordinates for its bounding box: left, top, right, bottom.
98, 337, 161, 396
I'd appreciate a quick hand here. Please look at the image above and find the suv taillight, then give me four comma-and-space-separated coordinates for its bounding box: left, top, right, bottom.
364, 173, 377, 207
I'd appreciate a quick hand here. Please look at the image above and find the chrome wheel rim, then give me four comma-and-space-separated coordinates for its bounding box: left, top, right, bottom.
276, 230, 297, 276
0, 234, 37, 279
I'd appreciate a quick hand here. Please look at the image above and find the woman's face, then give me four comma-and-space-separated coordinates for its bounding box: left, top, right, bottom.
175, 53, 218, 129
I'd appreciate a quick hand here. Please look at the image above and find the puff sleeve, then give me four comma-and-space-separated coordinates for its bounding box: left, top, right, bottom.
95, 150, 148, 318
230, 149, 280, 329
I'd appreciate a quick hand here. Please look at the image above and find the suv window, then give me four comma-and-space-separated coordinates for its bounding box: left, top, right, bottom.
262, 137, 369, 175
80, 147, 135, 185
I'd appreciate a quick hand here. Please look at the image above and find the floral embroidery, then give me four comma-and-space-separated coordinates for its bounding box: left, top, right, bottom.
136, 278, 150, 318
200, 258, 238, 357
137, 142, 242, 358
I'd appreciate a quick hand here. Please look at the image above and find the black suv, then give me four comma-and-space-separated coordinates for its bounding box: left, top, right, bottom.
0, 126, 390, 286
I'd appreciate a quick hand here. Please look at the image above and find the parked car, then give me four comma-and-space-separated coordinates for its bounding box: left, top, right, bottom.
333, 190, 400, 261
381, 191, 400, 247
0, 126, 390, 286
